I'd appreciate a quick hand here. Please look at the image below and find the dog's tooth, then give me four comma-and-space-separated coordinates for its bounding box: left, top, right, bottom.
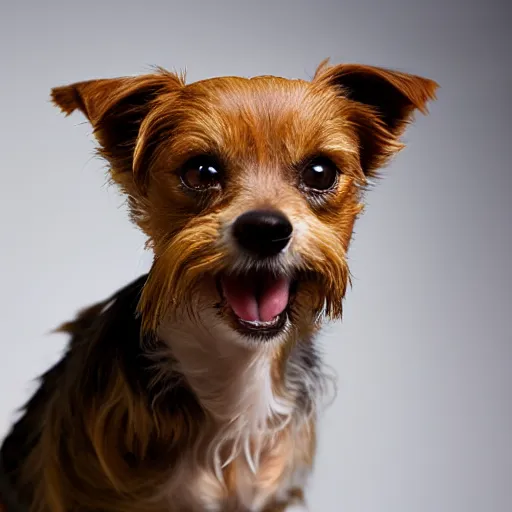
243, 315, 280, 328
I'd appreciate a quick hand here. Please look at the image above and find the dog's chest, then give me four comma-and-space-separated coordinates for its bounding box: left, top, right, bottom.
156, 319, 316, 510
163, 435, 310, 511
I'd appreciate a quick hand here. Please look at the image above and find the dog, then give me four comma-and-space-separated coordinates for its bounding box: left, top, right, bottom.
0, 60, 437, 511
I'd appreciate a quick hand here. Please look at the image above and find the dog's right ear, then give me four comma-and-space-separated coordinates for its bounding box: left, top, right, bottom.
51, 70, 184, 191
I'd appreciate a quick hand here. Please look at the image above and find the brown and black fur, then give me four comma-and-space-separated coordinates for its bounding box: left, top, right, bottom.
0, 276, 205, 508
0, 275, 317, 511
0, 60, 438, 511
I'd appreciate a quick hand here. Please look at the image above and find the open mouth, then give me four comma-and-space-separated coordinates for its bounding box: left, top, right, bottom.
217, 271, 297, 338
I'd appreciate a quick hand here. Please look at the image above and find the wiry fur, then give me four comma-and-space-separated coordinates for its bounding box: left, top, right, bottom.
0, 60, 437, 511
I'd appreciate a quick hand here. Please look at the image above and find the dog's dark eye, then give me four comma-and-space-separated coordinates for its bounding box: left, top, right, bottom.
181, 156, 222, 191
301, 158, 339, 191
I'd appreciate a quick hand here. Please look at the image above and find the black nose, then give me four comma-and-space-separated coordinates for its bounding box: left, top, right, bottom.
233, 209, 293, 258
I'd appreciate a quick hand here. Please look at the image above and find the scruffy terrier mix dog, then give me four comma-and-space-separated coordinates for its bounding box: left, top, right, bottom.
0, 60, 437, 511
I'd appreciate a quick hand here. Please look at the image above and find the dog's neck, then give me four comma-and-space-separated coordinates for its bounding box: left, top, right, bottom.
155, 308, 323, 473
157, 311, 294, 425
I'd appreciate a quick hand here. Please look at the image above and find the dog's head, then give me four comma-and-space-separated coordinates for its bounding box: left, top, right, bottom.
52, 61, 437, 344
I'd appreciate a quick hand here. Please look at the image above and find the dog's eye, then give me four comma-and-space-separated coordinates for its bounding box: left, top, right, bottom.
301, 158, 339, 191
181, 156, 222, 191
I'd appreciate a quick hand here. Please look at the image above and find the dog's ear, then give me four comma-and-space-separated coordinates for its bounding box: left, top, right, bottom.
51, 70, 184, 191
313, 60, 438, 175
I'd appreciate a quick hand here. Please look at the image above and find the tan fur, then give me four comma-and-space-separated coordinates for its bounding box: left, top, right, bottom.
0, 60, 437, 511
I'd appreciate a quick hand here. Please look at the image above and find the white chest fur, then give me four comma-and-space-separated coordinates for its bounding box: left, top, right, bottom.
163, 454, 311, 511
155, 313, 314, 511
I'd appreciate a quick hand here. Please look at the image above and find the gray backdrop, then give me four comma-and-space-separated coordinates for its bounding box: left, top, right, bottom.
1, 1, 510, 511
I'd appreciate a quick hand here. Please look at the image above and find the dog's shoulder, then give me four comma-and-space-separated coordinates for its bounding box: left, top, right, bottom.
0, 275, 150, 486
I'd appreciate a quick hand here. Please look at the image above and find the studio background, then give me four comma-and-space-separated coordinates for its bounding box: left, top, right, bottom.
1, 1, 510, 511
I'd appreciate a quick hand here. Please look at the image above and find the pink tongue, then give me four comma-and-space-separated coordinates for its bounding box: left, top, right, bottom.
221, 275, 290, 323
259, 277, 290, 322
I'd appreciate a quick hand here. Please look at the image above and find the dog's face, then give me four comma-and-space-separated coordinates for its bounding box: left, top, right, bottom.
52, 62, 437, 343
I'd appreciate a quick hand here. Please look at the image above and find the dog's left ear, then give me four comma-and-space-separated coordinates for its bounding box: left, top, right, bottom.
51, 70, 184, 191
313, 61, 439, 175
